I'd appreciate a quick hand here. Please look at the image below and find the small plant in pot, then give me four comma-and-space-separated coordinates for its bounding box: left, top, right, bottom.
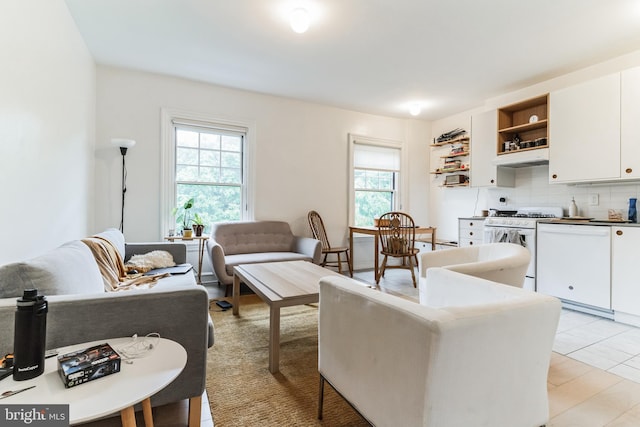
192, 213, 205, 237
172, 198, 194, 238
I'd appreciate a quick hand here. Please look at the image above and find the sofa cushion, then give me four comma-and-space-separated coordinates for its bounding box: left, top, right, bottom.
210, 221, 295, 255
0, 241, 104, 298
93, 228, 126, 259
223, 252, 312, 276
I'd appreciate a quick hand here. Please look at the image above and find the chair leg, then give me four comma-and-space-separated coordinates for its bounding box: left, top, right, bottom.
321, 253, 328, 267
408, 256, 417, 288
336, 252, 343, 274
346, 250, 353, 277
377, 256, 387, 284
318, 375, 325, 420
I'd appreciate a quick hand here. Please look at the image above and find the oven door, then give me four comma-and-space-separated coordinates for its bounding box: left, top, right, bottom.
483, 226, 536, 291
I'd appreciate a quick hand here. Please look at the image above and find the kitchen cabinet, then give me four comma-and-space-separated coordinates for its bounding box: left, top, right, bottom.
458, 218, 485, 247
549, 73, 621, 183
612, 227, 640, 316
537, 223, 611, 310
620, 67, 640, 179
470, 110, 514, 187
497, 94, 548, 155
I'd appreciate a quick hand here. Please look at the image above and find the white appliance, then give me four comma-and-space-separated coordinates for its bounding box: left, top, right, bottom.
483, 207, 563, 291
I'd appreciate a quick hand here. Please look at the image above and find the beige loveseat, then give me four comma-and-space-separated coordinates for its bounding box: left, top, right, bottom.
318, 268, 561, 427
206, 220, 322, 287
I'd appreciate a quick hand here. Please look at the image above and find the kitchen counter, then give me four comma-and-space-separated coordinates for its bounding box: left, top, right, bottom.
539, 219, 640, 227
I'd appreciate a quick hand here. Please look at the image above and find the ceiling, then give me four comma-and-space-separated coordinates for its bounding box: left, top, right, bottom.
65, 0, 640, 120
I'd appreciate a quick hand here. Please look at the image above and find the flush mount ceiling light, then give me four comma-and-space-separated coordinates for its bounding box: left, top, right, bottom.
290, 7, 310, 33
409, 104, 422, 116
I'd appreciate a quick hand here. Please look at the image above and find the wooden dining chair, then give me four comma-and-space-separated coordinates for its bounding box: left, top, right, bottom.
376, 211, 419, 287
307, 211, 353, 277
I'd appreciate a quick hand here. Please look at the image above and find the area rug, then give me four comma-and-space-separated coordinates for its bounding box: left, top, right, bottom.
205, 295, 370, 426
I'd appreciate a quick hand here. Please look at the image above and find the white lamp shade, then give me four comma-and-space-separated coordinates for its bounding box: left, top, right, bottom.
111, 138, 136, 149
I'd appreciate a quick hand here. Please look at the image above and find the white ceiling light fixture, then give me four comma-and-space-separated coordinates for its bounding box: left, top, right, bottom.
409, 104, 422, 116
290, 7, 310, 33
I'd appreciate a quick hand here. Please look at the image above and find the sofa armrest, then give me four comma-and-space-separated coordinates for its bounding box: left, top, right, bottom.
294, 236, 322, 264
125, 242, 187, 264
206, 239, 232, 284
0, 285, 211, 408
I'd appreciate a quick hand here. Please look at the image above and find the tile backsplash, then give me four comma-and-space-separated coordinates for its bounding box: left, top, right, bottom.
487, 165, 640, 220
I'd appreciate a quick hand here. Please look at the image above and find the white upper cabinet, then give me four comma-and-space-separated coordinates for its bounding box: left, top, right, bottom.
621, 67, 640, 179
549, 73, 621, 183
470, 110, 514, 187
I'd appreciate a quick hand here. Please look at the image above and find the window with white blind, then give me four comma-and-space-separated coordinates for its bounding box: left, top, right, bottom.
161, 109, 253, 235
349, 134, 404, 227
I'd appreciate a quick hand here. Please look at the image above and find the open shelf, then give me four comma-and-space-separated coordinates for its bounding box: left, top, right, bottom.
430, 136, 469, 147
497, 94, 548, 155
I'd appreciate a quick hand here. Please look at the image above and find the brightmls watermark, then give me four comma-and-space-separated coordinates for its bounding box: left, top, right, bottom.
1, 405, 68, 426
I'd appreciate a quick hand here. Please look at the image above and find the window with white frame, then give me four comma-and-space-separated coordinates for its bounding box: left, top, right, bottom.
161, 109, 251, 235
349, 135, 403, 227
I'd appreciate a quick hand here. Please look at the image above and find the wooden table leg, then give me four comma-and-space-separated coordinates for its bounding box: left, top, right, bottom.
374, 233, 380, 282
197, 239, 205, 284
120, 406, 137, 427
232, 273, 240, 315
431, 228, 436, 251
269, 304, 281, 374
349, 229, 354, 275
142, 398, 154, 427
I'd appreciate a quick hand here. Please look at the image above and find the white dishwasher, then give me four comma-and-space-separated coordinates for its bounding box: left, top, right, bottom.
537, 223, 611, 313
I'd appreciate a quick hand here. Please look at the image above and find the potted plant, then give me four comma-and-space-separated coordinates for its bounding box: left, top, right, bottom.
193, 213, 205, 237
172, 198, 194, 238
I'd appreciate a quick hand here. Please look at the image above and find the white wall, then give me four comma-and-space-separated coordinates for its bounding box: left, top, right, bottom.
94, 67, 431, 268
0, 0, 95, 264
431, 49, 640, 241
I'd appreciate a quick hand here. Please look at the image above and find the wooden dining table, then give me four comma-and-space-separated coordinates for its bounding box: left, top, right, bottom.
348, 225, 437, 282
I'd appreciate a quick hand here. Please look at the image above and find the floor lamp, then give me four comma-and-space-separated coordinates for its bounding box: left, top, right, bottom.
111, 138, 136, 233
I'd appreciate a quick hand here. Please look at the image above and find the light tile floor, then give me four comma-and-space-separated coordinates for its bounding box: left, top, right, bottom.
555, 309, 640, 384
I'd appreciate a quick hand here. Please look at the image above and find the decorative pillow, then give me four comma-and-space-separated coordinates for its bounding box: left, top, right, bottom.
125, 251, 175, 273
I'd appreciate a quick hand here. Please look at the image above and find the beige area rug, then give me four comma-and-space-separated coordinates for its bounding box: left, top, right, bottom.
206, 294, 370, 427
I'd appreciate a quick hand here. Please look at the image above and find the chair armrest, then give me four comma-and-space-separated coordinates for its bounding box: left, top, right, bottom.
294, 236, 322, 264
10, 285, 211, 408
206, 239, 232, 285
125, 242, 187, 264
418, 246, 480, 278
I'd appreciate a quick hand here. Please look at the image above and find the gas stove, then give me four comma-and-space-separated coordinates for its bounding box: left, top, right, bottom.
485, 207, 563, 229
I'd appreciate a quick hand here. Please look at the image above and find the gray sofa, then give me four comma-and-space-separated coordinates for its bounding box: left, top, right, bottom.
0, 228, 212, 427
207, 220, 322, 287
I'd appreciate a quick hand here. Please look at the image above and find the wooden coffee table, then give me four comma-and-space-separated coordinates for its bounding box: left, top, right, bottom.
232, 260, 343, 373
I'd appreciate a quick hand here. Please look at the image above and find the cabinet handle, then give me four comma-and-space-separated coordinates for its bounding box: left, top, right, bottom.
552, 174, 558, 179
617, 230, 623, 236
568, 285, 574, 290
490, 179, 495, 184
469, 222, 473, 227
469, 231, 474, 236
626, 168, 633, 174
469, 241, 474, 245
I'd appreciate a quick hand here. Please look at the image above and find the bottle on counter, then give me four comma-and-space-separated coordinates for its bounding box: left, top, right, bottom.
13, 289, 48, 381
569, 197, 578, 218
629, 198, 637, 223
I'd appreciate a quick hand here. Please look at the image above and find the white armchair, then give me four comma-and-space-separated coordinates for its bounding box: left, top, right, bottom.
418, 242, 530, 303
318, 269, 561, 427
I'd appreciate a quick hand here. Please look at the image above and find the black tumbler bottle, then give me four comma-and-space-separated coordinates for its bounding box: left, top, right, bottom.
13, 289, 48, 381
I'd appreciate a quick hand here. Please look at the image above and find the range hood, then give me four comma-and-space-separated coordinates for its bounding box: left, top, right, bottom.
492, 148, 549, 168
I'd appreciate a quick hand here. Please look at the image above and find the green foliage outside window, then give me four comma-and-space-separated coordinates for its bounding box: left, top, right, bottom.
354, 169, 395, 226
